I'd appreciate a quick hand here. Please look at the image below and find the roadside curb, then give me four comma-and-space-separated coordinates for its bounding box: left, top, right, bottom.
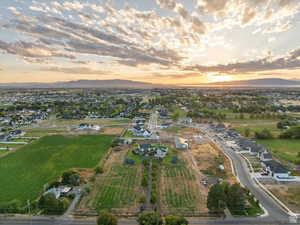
240, 153, 300, 218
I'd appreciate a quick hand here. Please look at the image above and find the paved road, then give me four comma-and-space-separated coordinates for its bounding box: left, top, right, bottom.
0, 216, 294, 225
201, 129, 292, 224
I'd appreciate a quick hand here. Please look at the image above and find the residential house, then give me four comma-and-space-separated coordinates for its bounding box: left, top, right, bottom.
8, 130, 25, 138
262, 160, 290, 181
260, 152, 273, 162
134, 144, 168, 159
78, 123, 101, 131
45, 186, 72, 199
178, 117, 192, 125
160, 123, 172, 129
132, 125, 152, 137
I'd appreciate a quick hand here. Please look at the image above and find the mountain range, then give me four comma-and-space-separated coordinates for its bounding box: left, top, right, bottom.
198, 78, 300, 86
0, 78, 300, 88
0, 79, 167, 89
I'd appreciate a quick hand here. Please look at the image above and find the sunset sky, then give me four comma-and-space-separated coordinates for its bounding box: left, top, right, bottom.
0, 0, 300, 84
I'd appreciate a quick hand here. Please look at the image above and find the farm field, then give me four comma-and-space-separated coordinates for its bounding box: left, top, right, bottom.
37, 118, 131, 127
0, 135, 114, 208
23, 127, 67, 137
93, 164, 141, 211
228, 119, 281, 137
80, 148, 142, 213
160, 153, 207, 215
257, 139, 300, 164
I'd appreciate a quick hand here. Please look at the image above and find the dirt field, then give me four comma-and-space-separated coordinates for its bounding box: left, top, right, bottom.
101, 126, 125, 135
264, 182, 300, 213
191, 142, 236, 184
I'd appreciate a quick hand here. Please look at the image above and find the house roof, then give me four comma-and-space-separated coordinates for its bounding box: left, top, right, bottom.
262, 153, 272, 159
264, 160, 289, 174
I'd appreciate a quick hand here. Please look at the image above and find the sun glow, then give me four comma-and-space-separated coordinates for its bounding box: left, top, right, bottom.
206, 73, 233, 83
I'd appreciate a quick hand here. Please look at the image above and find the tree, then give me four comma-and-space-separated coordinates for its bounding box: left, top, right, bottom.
165, 215, 188, 225
61, 170, 80, 186
244, 128, 251, 137
280, 125, 300, 139
207, 184, 226, 213
137, 211, 163, 225
97, 211, 118, 225
255, 129, 273, 139
226, 183, 246, 212
38, 193, 67, 215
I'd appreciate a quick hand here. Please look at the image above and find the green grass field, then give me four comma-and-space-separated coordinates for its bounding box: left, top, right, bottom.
228, 119, 281, 137
0, 135, 114, 207
257, 139, 300, 164
93, 164, 140, 210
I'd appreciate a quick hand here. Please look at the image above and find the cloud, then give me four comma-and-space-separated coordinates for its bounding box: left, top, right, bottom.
41, 66, 111, 75
0, 40, 75, 59
3, 16, 183, 67
185, 47, 300, 74
156, 0, 177, 10
241, 7, 256, 25
198, 0, 228, 13
262, 22, 292, 33
7, 7, 20, 15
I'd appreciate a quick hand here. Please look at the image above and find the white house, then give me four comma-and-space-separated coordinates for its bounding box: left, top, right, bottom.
260, 152, 273, 162
132, 126, 152, 137
262, 160, 290, 181
45, 186, 72, 199
8, 130, 25, 138
78, 123, 101, 131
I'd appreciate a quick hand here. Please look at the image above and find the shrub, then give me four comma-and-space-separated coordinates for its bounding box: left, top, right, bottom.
95, 166, 104, 174
61, 170, 81, 186
137, 211, 163, 225
165, 215, 188, 225
38, 193, 67, 215
255, 129, 273, 139
97, 211, 118, 225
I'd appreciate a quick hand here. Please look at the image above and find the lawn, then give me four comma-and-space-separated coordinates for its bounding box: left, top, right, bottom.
93, 164, 141, 210
0, 135, 114, 208
256, 139, 300, 164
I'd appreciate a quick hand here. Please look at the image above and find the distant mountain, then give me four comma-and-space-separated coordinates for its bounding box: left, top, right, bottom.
200, 78, 300, 86
0, 79, 169, 89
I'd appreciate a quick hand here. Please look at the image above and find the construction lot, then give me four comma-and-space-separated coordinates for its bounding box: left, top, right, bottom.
263, 182, 300, 213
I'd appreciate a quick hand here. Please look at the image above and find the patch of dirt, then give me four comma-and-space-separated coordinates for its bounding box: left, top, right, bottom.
74, 168, 95, 182
101, 127, 125, 135
266, 183, 300, 213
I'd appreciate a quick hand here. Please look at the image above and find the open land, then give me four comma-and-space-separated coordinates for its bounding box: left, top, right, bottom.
0, 135, 114, 207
